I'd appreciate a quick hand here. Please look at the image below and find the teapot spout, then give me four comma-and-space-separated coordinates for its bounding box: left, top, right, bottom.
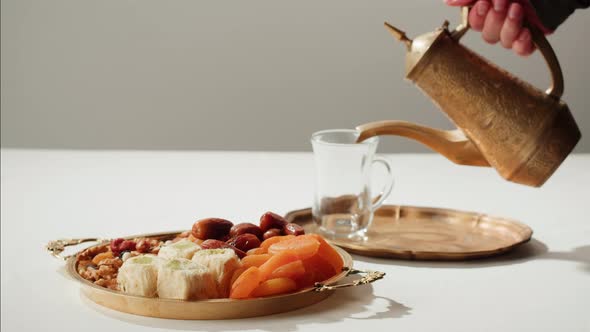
356, 120, 490, 167
384, 22, 413, 50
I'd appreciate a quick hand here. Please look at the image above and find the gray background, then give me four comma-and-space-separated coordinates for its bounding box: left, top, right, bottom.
1, 0, 588, 152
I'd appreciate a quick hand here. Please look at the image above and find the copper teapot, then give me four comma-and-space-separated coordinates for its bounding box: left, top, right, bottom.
356, 7, 580, 187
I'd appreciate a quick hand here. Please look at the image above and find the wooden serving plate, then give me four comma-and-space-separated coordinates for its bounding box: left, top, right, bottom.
46, 231, 384, 320
285, 205, 532, 260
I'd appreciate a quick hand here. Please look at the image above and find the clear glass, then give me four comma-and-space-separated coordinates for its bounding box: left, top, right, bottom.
311, 129, 394, 241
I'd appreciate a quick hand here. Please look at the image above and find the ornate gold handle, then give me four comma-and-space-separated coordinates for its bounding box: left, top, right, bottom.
46, 238, 105, 261
313, 267, 385, 292
451, 5, 564, 99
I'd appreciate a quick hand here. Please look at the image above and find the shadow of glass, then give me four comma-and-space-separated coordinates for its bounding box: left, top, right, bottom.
541, 245, 590, 273
80, 283, 411, 331
353, 239, 590, 272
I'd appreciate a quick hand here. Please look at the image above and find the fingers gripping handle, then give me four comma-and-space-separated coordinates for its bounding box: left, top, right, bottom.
451, 6, 564, 99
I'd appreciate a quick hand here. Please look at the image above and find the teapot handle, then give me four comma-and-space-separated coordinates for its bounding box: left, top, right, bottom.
451, 6, 564, 99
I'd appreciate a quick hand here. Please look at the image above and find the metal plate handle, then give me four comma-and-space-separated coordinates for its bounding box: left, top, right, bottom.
46, 238, 105, 261
313, 267, 386, 292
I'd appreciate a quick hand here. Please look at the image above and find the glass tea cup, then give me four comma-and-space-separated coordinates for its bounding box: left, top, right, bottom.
311, 129, 394, 241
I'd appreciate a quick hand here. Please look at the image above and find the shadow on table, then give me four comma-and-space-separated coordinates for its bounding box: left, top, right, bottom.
544, 245, 590, 273
81, 283, 411, 331
353, 238, 590, 272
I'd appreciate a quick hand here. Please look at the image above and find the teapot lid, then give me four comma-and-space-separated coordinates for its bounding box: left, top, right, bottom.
385, 22, 450, 78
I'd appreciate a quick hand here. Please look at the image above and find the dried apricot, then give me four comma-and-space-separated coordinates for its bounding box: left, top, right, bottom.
241, 254, 272, 268
229, 267, 247, 288
302, 254, 337, 283
308, 234, 344, 274
246, 247, 264, 256
269, 260, 305, 280
267, 235, 320, 260
295, 271, 316, 289
230, 266, 263, 299
258, 251, 299, 279
251, 278, 297, 297
259, 235, 295, 253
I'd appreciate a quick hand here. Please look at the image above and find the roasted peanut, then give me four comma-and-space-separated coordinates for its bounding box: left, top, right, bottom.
283, 223, 305, 236
230, 223, 264, 240
260, 212, 288, 232
95, 278, 119, 290
77, 245, 108, 261
263, 228, 283, 240
226, 233, 261, 252
191, 218, 234, 240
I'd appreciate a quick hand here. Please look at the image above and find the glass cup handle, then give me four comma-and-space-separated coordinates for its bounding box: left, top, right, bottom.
371, 157, 394, 211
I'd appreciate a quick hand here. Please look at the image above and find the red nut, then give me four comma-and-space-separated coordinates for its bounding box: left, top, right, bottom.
263, 228, 283, 240
229, 223, 264, 240
135, 239, 151, 253
110, 238, 136, 254
283, 223, 305, 236
192, 218, 233, 240
110, 238, 124, 252
260, 212, 288, 232
226, 233, 261, 252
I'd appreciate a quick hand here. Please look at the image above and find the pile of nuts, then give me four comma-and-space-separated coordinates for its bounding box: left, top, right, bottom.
76, 237, 162, 290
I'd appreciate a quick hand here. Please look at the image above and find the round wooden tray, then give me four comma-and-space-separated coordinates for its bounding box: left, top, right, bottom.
285, 205, 533, 260
46, 231, 384, 320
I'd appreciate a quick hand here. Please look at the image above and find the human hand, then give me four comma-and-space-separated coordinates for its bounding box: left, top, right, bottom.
444, 0, 540, 56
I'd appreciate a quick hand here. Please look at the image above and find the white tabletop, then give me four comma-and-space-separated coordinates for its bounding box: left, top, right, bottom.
1, 149, 589, 332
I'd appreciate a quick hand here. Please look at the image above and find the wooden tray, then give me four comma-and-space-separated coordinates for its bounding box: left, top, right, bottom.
285, 205, 532, 260
46, 231, 385, 320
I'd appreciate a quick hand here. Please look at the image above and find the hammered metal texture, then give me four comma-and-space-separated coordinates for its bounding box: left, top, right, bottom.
407, 31, 580, 186
286, 205, 533, 260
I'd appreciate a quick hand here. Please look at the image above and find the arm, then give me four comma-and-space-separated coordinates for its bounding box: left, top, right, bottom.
531, 0, 589, 30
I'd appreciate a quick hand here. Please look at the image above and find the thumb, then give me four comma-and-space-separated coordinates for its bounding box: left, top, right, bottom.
444, 0, 477, 6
